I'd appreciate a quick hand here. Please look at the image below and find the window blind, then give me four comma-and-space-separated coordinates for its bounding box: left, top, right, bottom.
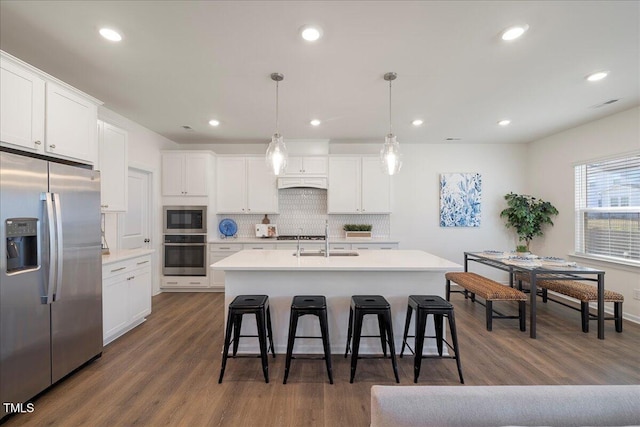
574, 154, 640, 262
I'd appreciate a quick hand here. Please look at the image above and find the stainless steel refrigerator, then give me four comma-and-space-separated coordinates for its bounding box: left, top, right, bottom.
0, 149, 103, 419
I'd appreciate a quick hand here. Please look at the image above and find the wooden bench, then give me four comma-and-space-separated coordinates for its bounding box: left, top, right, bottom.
514, 272, 623, 333
445, 272, 527, 332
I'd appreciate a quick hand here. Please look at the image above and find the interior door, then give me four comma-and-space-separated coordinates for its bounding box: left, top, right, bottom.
120, 168, 151, 250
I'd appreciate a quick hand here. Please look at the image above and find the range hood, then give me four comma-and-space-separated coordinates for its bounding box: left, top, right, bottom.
277, 177, 327, 189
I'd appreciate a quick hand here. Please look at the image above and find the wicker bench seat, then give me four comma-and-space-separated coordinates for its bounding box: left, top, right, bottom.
445, 272, 527, 332
515, 272, 623, 333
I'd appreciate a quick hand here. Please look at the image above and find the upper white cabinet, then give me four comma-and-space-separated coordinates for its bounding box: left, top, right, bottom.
285, 156, 328, 176
0, 58, 45, 152
328, 156, 392, 214
0, 51, 101, 165
98, 120, 128, 212
217, 156, 278, 214
162, 152, 210, 196
45, 82, 98, 164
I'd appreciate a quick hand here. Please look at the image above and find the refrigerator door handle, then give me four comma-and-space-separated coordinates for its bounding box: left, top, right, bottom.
42, 192, 56, 305
52, 193, 63, 301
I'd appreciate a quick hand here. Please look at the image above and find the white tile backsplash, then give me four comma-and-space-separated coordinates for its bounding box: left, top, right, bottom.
215, 188, 390, 238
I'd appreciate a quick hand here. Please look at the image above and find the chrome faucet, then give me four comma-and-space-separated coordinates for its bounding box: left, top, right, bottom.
324, 219, 329, 257
296, 228, 302, 258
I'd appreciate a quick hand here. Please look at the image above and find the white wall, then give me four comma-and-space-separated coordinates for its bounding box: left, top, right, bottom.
388, 143, 528, 281
527, 106, 640, 322
98, 106, 179, 295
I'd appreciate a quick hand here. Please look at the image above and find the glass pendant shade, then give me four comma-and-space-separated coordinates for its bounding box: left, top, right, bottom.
266, 132, 287, 175
380, 134, 402, 175
381, 72, 401, 176
266, 72, 287, 176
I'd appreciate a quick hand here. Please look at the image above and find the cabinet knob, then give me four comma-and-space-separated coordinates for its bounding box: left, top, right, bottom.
49, 144, 56, 149
101, 204, 109, 208
144, 238, 150, 243
34, 140, 42, 145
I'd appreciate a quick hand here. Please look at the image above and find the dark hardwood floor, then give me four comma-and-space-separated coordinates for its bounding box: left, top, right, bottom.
5, 292, 640, 426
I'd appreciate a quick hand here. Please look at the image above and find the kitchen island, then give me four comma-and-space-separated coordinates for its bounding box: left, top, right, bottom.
211, 249, 462, 354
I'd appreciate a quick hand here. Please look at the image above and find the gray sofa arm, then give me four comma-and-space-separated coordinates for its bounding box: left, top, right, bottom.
371, 385, 640, 427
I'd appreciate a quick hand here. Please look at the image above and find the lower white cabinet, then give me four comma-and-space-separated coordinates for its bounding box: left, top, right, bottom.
102, 253, 152, 345
209, 243, 243, 290
350, 243, 398, 250
161, 276, 209, 289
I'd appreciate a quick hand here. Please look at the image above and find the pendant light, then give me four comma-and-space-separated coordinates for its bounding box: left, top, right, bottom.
380, 72, 402, 175
266, 72, 288, 176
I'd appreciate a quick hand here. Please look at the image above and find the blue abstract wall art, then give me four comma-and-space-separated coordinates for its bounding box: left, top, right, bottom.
440, 173, 482, 227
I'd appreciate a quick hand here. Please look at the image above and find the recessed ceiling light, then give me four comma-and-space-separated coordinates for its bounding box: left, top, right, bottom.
310, 119, 321, 126
586, 71, 609, 82
99, 28, 122, 42
498, 119, 511, 126
501, 25, 529, 41
208, 119, 220, 127
300, 25, 322, 41
411, 119, 424, 126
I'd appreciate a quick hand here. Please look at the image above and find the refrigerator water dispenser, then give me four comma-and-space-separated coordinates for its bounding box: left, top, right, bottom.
5, 218, 38, 273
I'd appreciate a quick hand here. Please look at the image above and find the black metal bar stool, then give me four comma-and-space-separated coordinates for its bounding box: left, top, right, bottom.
344, 295, 399, 383
400, 295, 464, 384
283, 295, 333, 384
218, 295, 275, 384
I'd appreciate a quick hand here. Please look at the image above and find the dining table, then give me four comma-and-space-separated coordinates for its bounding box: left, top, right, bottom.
464, 252, 607, 339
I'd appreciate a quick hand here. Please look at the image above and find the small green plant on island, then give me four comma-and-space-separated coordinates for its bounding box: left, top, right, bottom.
343, 224, 373, 232
500, 192, 559, 252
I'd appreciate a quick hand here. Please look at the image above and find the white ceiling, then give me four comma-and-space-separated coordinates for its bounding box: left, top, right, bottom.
1, 1, 638, 146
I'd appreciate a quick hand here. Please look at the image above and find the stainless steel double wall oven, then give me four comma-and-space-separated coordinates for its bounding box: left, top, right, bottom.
162, 206, 207, 276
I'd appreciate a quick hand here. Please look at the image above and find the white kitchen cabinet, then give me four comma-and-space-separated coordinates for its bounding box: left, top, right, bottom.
360, 157, 392, 213
285, 156, 328, 176
102, 253, 152, 345
0, 58, 45, 153
350, 243, 398, 250
328, 156, 392, 214
161, 276, 209, 289
98, 121, 128, 212
45, 82, 98, 164
209, 243, 243, 290
162, 151, 210, 196
1, 52, 101, 164
217, 156, 278, 214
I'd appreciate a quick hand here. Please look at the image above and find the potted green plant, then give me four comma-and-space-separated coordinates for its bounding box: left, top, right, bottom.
499, 192, 558, 252
343, 224, 373, 239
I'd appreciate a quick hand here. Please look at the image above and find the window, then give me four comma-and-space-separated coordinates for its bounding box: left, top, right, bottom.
575, 154, 640, 264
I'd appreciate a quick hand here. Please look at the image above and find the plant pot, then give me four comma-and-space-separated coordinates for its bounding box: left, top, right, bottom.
345, 231, 372, 239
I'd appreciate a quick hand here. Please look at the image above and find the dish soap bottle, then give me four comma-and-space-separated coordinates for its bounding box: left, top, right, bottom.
262, 214, 270, 224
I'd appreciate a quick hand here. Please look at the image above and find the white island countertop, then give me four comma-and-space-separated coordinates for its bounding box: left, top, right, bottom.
216, 249, 462, 355
211, 249, 461, 272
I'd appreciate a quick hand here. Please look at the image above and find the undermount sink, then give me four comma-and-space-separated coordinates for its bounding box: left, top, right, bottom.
294, 250, 359, 257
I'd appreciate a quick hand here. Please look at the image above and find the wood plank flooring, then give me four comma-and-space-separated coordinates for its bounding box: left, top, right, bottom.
4, 292, 640, 426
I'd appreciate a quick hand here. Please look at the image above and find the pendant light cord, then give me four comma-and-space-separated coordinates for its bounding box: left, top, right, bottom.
388, 78, 392, 135
275, 80, 280, 135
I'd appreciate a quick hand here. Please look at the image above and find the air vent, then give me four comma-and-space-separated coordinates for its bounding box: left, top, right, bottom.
592, 99, 620, 108
181, 125, 194, 131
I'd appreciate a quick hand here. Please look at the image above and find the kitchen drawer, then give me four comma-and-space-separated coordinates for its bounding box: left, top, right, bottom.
243, 243, 276, 250
209, 243, 243, 252
102, 255, 151, 280
161, 276, 209, 288
329, 243, 352, 250
351, 243, 398, 250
